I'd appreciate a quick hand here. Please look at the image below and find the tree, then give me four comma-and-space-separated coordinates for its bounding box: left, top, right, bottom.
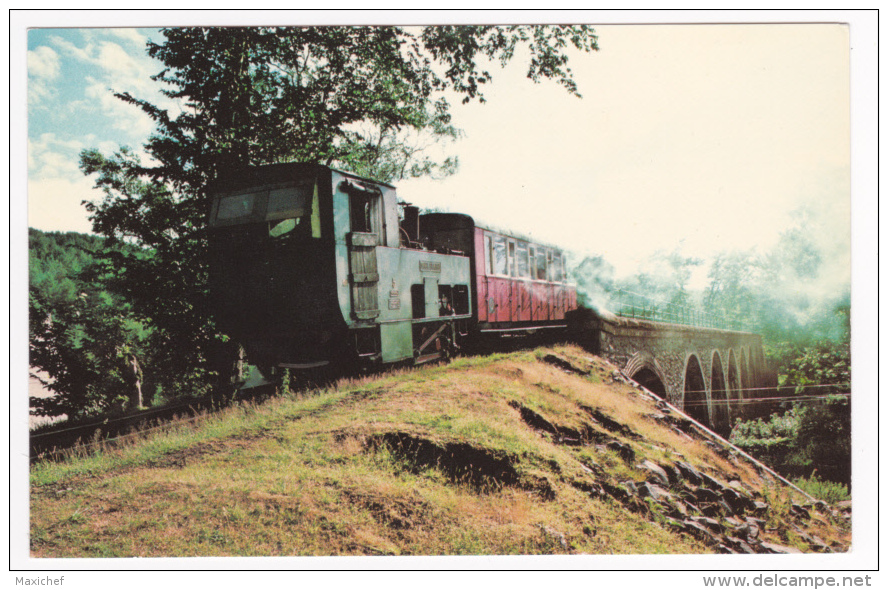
793, 395, 851, 486
28, 229, 155, 419
80, 25, 599, 398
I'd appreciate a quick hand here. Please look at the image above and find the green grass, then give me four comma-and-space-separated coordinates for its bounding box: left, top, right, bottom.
29, 345, 849, 557
792, 474, 850, 504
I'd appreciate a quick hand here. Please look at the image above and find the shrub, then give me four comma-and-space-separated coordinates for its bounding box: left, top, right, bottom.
792, 473, 850, 504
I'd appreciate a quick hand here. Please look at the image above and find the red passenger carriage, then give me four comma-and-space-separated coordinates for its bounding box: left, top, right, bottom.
416, 213, 578, 337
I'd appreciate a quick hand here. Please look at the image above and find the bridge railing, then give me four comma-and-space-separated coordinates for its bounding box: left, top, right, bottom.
611, 289, 745, 331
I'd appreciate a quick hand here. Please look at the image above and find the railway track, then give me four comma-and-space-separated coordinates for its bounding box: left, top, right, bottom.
28, 381, 278, 461
29, 334, 566, 462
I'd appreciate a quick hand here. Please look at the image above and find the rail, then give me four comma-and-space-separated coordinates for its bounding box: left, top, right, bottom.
612, 288, 745, 331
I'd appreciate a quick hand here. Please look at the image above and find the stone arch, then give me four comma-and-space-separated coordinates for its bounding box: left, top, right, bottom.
682, 353, 709, 426
751, 346, 765, 388
624, 351, 668, 397
727, 348, 742, 423
739, 348, 750, 398
710, 351, 730, 437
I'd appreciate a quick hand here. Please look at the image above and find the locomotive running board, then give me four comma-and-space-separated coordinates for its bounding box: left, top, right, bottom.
278, 361, 331, 369
414, 352, 445, 365
479, 324, 568, 334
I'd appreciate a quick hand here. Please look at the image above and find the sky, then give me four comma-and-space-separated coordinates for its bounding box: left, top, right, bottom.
22, 17, 859, 291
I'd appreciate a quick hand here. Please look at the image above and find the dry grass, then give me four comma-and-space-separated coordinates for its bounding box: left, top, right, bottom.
29, 344, 849, 557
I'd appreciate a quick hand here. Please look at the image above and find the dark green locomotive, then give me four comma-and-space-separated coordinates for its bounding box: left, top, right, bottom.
208, 163, 472, 374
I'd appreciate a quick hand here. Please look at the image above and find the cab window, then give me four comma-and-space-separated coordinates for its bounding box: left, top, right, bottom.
216, 191, 260, 221
267, 184, 311, 220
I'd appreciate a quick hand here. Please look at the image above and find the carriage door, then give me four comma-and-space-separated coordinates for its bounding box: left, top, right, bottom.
346, 182, 384, 320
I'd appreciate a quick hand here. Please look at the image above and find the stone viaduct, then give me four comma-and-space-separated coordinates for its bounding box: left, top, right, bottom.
573, 311, 773, 437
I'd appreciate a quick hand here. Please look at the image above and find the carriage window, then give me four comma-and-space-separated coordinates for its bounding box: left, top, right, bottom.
216, 191, 260, 221
529, 247, 536, 279
492, 235, 508, 276
507, 241, 516, 277
551, 252, 564, 282
516, 242, 529, 278
546, 251, 554, 281
536, 248, 548, 280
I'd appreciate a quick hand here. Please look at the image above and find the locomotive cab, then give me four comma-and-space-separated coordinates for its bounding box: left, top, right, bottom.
208, 163, 472, 374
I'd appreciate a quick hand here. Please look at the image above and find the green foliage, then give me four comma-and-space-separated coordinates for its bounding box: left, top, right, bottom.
768, 339, 850, 395
731, 406, 803, 446
280, 369, 291, 396
793, 395, 851, 486
792, 473, 850, 504
731, 395, 850, 487
730, 408, 801, 477
731, 335, 850, 487
78, 25, 599, 409
28, 229, 156, 418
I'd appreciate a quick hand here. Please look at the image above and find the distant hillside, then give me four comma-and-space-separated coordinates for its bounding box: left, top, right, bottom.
29, 345, 849, 557
28, 229, 106, 424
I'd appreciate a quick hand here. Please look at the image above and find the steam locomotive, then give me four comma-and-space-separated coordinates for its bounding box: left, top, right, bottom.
208, 163, 578, 376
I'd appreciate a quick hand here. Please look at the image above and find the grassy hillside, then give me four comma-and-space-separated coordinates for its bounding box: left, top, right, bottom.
29, 345, 849, 557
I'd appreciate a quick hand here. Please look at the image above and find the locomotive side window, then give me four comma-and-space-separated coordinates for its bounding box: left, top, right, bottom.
438, 285, 455, 316
350, 190, 383, 236
216, 191, 260, 221
516, 242, 530, 278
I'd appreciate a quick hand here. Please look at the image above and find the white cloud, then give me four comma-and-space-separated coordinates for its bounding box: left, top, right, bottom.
27, 45, 59, 106
107, 28, 148, 47
53, 34, 154, 93
95, 40, 155, 93
28, 133, 85, 180
49, 34, 95, 64
28, 45, 59, 79
48, 32, 164, 141
84, 77, 155, 137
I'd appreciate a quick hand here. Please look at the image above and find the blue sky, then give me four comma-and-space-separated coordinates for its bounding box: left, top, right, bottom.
27, 27, 167, 234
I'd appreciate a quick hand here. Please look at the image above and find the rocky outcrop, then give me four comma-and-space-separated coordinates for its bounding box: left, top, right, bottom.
517, 352, 848, 554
